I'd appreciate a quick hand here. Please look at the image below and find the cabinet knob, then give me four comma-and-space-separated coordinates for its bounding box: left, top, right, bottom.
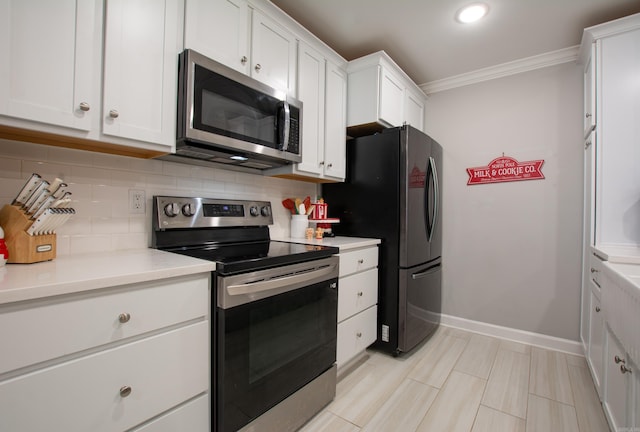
327, 163, 333, 168
79, 102, 91, 112
585, 113, 592, 118
585, 141, 592, 149
614, 355, 625, 364
254, 63, 262, 72
590, 268, 598, 273
109, 109, 119, 119
319, 161, 325, 166
595, 306, 601, 312
241, 56, 248, 65
357, 291, 363, 297
119, 385, 132, 398
118, 312, 131, 324
620, 365, 632, 374
356, 332, 362, 338
358, 259, 364, 264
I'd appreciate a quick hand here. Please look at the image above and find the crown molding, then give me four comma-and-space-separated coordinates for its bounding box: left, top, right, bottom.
420, 45, 580, 95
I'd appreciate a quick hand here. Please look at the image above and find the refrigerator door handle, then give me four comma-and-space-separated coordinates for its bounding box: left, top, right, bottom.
411, 262, 441, 279
430, 156, 439, 242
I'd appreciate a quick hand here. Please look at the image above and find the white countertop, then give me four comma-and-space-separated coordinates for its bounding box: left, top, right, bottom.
273, 236, 381, 251
593, 244, 640, 264
0, 249, 215, 305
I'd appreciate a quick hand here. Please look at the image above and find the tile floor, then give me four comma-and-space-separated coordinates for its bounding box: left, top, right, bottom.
300, 326, 611, 432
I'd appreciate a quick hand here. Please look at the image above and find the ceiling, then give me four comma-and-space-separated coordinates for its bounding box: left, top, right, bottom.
270, 0, 640, 86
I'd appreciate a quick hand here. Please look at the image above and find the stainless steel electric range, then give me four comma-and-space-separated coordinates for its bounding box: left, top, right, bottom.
152, 196, 339, 432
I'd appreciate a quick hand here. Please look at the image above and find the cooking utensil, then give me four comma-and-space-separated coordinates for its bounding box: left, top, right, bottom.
12, 173, 41, 205
294, 198, 302, 214
303, 196, 311, 212
282, 198, 296, 214
306, 204, 315, 216
298, 203, 306, 216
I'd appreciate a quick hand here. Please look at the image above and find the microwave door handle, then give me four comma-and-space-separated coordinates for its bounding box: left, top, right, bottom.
280, 100, 290, 151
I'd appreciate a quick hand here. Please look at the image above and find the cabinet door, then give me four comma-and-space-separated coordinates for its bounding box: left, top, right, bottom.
588, 290, 604, 397
0, 0, 99, 131
604, 328, 633, 430
405, 87, 425, 131
378, 66, 404, 127
296, 41, 325, 176
184, 0, 249, 74
102, 0, 182, 148
324, 61, 347, 180
251, 10, 297, 95
584, 44, 596, 138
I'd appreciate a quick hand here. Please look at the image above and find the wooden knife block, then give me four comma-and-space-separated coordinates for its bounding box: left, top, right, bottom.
0, 204, 56, 264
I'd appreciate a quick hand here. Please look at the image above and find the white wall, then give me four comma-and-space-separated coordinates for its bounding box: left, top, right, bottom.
424, 62, 584, 341
0, 139, 317, 255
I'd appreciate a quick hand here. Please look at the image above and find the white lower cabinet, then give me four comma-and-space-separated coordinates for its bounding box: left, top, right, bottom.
0, 273, 210, 432
604, 326, 635, 431
589, 289, 605, 398
336, 245, 379, 369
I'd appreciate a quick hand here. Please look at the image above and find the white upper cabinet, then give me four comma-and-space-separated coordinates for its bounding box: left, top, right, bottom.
346, 51, 427, 136
0, 0, 183, 155
184, 0, 296, 96
184, 0, 250, 74
250, 9, 297, 95
103, 0, 183, 147
323, 60, 347, 180
0, 0, 100, 131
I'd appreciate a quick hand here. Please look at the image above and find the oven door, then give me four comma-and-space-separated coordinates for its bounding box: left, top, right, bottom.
215, 257, 339, 432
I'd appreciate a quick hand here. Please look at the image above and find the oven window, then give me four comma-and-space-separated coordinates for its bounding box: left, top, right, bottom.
216, 278, 337, 432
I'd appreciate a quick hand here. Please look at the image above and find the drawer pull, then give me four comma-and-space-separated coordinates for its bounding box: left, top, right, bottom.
118, 313, 131, 324
595, 306, 600, 313
358, 259, 364, 264
357, 291, 363, 297
614, 355, 625, 364
356, 332, 362, 338
590, 267, 598, 273
620, 365, 632, 374
119, 385, 132, 398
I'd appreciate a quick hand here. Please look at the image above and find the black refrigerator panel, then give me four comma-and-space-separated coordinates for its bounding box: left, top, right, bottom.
398, 260, 442, 352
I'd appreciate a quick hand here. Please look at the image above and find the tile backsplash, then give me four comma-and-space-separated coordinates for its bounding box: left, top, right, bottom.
0, 139, 317, 256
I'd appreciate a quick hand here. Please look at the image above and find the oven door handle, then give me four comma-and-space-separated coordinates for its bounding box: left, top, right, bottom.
226, 263, 337, 296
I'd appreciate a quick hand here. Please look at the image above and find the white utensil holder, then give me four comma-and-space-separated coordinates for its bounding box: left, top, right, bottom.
290, 214, 309, 239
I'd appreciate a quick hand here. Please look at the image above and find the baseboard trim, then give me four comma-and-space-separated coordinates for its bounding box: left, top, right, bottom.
440, 314, 584, 355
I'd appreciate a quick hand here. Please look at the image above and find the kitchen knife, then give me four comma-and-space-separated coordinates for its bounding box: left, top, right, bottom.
31, 195, 56, 220
26, 209, 52, 236
22, 180, 49, 211
12, 173, 42, 206
49, 179, 66, 198
27, 186, 53, 215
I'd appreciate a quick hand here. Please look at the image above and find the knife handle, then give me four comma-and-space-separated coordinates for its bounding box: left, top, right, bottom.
12, 173, 41, 205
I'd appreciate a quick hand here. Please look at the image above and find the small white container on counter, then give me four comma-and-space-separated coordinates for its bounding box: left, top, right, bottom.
290, 214, 309, 239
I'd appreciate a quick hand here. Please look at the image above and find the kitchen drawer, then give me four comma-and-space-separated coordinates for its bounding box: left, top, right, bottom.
0, 273, 209, 375
0, 321, 209, 432
337, 305, 377, 367
131, 394, 209, 432
339, 246, 378, 277
338, 268, 378, 322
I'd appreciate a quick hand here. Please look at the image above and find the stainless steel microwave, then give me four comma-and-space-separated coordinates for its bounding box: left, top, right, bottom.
173, 49, 302, 170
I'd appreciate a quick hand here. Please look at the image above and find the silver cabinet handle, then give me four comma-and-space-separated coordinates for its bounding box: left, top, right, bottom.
358, 259, 364, 264
79, 102, 90, 112
319, 161, 325, 166
585, 113, 592, 118
615, 355, 625, 364
357, 291, 363, 297
254, 63, 262, 72
621, 365, 633, 374
119, 386, 132, 398
595, 306, 600, 312
118, 313, 131, 324
109, 109, 119, 118
327, 163, 333, 168
356, 332, 362, 338
241, 56, 248, 65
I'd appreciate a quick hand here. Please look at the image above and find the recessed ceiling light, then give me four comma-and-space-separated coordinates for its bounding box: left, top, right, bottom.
456, 3, 489, 24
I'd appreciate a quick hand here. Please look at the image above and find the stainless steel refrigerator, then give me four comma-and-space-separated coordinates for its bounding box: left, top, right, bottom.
323, 125, 442, 355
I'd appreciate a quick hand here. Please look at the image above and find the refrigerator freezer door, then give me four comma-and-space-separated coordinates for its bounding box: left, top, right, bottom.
398, 260, 442, 352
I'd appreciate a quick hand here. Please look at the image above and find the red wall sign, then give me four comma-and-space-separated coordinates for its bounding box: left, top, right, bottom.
466, 156, 544, 185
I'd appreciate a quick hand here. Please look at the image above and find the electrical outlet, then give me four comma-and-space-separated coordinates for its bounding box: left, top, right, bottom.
129, 189, 146, 214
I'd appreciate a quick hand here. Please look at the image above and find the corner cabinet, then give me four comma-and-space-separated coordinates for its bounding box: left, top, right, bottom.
0, 0, 183, 157
336, 246, 379, 372
346, 51, 426, 136
267, 41, 347, 182
0, 273, 211, 432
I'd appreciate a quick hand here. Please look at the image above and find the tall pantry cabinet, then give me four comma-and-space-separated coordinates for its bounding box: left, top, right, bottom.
579, 12, 640, 431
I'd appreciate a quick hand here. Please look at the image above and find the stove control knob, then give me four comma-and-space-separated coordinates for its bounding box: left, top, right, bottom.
261, 206, 271, 217
182, 203, 195, 217
164, 203, 180, 217
249, 206, 260, 216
